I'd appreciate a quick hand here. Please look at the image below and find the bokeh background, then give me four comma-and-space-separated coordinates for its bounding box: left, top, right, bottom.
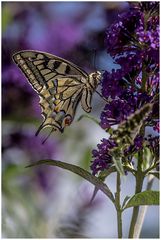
2, 1, 159, 238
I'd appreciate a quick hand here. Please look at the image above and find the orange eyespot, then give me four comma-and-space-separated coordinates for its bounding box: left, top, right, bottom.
64, 117, 72, 126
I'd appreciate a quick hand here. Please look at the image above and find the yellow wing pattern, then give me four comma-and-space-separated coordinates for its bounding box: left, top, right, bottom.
12, 50, 99, 134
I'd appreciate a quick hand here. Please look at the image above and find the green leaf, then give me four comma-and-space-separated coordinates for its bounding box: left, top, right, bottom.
123, 190, 159, 209
122, 196, 131, 209
90, 186, 99, 203
90, 166, 116, 202
26, 159, 115, 203
91, 164, 136, 201
142, 147, 153, 171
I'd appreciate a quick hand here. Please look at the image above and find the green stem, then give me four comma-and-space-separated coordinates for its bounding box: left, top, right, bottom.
132, 175, 155, 237
115, 172, 122, 238
128, 152, 144, 238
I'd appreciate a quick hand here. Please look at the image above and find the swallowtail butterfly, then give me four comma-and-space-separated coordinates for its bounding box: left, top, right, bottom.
12, 50, 102, 135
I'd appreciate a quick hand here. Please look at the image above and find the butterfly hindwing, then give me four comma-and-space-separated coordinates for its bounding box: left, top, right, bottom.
12, 50, 96, 133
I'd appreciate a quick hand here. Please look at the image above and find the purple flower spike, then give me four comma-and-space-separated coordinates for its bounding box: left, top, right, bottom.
91, 139, 116, 175
91, 2, 159, 175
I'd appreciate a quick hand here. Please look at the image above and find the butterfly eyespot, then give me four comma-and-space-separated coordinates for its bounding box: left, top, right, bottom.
64, 116, 72, 126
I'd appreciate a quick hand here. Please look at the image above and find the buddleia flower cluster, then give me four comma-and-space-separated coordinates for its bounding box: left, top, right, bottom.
91, 2, 159, 175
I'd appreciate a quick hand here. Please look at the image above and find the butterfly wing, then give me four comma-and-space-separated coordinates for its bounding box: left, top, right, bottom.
12, 50, 89, 133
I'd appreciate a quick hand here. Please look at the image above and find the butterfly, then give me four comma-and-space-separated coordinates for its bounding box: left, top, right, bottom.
12, 50, 102, 136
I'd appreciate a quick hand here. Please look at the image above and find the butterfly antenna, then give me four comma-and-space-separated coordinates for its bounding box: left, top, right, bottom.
42, 129, 53, 144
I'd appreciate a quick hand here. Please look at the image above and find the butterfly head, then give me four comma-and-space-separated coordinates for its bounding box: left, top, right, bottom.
89, 71, 102, 89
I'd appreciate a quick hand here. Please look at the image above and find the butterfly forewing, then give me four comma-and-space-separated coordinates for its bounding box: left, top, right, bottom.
12, 50, 100, 134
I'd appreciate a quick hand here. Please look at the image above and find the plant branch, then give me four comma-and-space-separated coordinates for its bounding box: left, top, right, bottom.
128, 151, 144, 238
115, 172, 123, 238
132, 175, 155, 237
